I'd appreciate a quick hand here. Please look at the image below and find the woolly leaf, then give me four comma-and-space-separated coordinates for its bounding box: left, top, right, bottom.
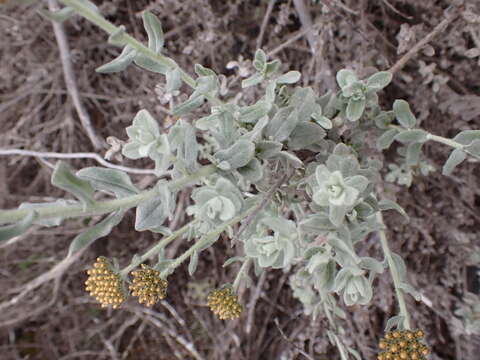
142, 11, 164, 54
394, 129, 428, 144
51, 162, 95, 209
68, 211, 125, 257
96, 45, 137, 73
38, 7, 75, 23
188, 251, 199, 276
366, 71, 392, 91
393, 99, 416, 128
442, 148, 467, 176
0, 211, 36, 242
77, 167, 139, 198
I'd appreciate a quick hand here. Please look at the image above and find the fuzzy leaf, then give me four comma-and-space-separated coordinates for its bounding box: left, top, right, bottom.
366, 71, 393, 91
398, 282, 421, 301
393, 99, 416, 128
442, 148, 467, 176
0, 211, 36, 242
68, 211, 125, 257
242, 73, 264, 88
172, 95, 204, 116
238, 158, 263, 183
288, 122, 325, 150
276, 71, 301, 84
96, 45, 137, 73
394, 129, 428, 144
188, 251, 199, 276
142, 11, 164, 54
51, 162, 95, 209
135, 196, 168, 232
19, 200, 75, 227
336, 69, 357, 88
406, 142, 423, 165
378, 199, 409, 220
377, 129, 399, 150
38, 7, 75, 23
166, 67, 182, 93
253, 49, 267, 72
453, 130, 480, 145
265, 107, 299, 141
77, 167, 139, 198
346, 98, 366, 122
385, 315, 405, 332
134, 54, 169, 74
214, 139, 255, 170
108, 26, 126, 46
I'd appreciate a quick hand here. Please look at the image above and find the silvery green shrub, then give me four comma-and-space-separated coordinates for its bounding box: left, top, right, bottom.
3, 2, 479, 357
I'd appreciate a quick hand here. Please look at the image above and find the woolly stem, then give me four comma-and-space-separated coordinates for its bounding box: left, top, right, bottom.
376, 211, 411, 330
0, 165, 216, 225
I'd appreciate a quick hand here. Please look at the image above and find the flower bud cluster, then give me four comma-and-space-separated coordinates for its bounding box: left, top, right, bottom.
207, 287, 242, 320
85, 257, 126, 309
129, 264, 168, 307
377, 330, 430, 360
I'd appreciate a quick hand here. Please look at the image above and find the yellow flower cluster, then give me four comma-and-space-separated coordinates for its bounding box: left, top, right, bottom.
85, 257, 126, 309
129, 264, 168, 307
207, 287, 242, 320
377, 329, 430, 360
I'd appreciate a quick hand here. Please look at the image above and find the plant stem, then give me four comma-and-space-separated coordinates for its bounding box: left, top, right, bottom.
119, 220, 197, 277
376, 212, 411, 330
159, 205, 257, 278
232, 257, 252, 292
57, 0, 222, 106
0, 165, 216, 225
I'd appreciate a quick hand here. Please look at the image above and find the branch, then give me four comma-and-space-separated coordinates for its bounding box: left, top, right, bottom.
0, 165, 216, 225
293, 0, 317, 54
388, 6, 461, 74
0, 148, 156, 174
230, 172, 293, 245
47, 0, 104, 149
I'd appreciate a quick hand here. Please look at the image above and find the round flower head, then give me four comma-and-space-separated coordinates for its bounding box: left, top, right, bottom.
85, 257, 126, 309
377, 329, 430, 360
129, 264, 168, 307
207, 287, 242, 320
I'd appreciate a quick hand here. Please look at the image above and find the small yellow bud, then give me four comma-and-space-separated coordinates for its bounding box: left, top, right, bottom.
129, 264, 168, 307
207, 287, 242, 320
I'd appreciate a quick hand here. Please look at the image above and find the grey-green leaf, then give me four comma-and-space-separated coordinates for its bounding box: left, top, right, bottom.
366, 71, 393, 91
96, 45, 137, 73
442, 148, 467, 175
51, 161, 95, 209
398, 282, 421, 301
214, 139, 255, 170
253, 49, 267, 72
108, 26, 126, 46
346, 98, 366, 122
19, 199, 74, 227
394, 129, 428, 144
377, 129, 399, 150
77, 167, 139, 198
142, 11, 164, 54
406, 142, 423, 165
135, 196, 167, 231
166, 67, 182, 93
188, 251, 199, 276
238, 158, 263, 183
68, 211, 124, 257
0, 211, 36, 242
172, 95, 205, 116
385, 315, 405, 332
134, 54, 169, 74
276, 71, 301, 84
393, 99, 416, 128
38, 7, 75, 23
378, 199, 409, 220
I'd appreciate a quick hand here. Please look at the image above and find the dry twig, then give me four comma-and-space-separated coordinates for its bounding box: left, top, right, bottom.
47, 0, 104, 150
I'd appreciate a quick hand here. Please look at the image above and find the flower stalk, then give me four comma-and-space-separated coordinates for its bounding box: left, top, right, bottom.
159, 205, 257, 278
